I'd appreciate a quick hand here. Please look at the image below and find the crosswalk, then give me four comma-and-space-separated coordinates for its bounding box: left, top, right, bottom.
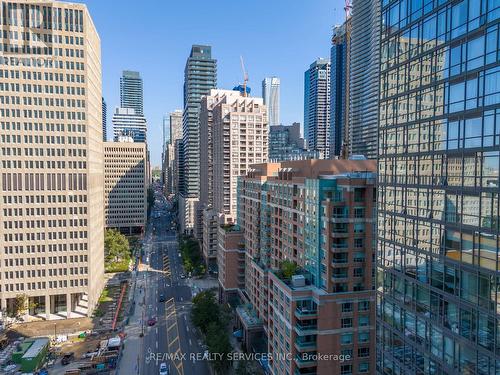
163, 254, 171, 277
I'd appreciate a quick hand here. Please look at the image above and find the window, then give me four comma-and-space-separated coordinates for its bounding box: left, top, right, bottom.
358, 301, 370, 311
358, 332, 370, 343
359, 363, 369, 373
358, 347, 370, 358
359, 315, 370, 327
340, 364, 352, 375
342, 302, 353, 312
341, 333, 353, 345
341, 318, 353, 328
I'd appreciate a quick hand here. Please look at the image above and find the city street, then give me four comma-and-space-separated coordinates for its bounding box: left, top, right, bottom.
121, 187, 210, 375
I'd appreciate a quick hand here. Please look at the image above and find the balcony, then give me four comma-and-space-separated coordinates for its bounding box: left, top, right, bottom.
294, 338, 317, 352
295, 322, 318, 335
294, 370, 317, 375
294, 354, 317, 368
295, 307, 318, 319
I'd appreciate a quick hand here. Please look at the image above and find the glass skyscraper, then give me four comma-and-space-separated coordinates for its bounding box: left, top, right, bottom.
304, 58, 331, 158
120, 70, 144, 116
262, 77, 281, 126
330, 22, 349, 157
378, 1, 500, 374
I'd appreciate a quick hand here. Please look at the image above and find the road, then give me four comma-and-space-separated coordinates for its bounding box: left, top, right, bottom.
139, 186, 210, 375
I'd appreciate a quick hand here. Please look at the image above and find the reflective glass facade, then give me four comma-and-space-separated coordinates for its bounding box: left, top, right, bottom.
377, 0, 500, 374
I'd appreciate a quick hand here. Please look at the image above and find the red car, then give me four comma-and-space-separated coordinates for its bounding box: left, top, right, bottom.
147, 317, 157, 326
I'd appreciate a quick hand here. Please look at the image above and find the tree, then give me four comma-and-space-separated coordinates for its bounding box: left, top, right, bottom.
13, 294, 28, 317
104, 229, 131, 272
206, 322, 232, 374
191, 291, 220, 334
235, 361, 252, 375
280, 260, 298, 279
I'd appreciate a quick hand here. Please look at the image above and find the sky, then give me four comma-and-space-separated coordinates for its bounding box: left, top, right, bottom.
73, 0, 345, 166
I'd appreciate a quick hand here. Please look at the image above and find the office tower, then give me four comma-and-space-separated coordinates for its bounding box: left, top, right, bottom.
262, 77, 280, 126
199, 89, 268, 267
104, 141, 147, 234
349, 0, 379, 159
120, 70, 144, 116
232, 160, 377, 375
0, 0, 104, 319
102, 97, 107, 141
179, 45, 217, 235
330, 21, 350, 157
377, 2, 500, 375
112, 107, 147, 143
269, 122, 322, 161
304, 58, 330, 158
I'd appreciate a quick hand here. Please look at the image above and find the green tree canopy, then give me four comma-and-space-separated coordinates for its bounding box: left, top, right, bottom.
191, 290, 220, 334
104, 229, 131, 271
280, 259, 298, 279
206, 322, 232, 374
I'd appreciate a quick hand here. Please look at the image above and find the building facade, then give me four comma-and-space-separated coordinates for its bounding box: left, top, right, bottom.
349, 0, 380, 159
104, 142, 147, 234
102, 97, 107, 142
0, 0, 104, 319
269, 122, 322, 162
179, 45, 217, 234
199, 89, 268, 266
304, 59, 331, 158
262, 77, 280, 126
377, 1, 500, 374
330, 22, 350, 158
120, 70, 143, 116
235, 160, 377, 375
164, 110, 183, 196
112, 107, 147, 143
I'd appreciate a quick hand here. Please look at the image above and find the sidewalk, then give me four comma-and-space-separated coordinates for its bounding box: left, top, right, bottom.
116, 271, 144, 375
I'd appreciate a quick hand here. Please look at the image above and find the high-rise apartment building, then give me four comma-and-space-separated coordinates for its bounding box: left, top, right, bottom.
102, 97, 107, 141
330, 22, 350, 157
262, 77, 280, 126
104, 141, 147, 234
199, 89, 269, 266
0, 0, 104, 319
179, 45, 217, 234
349, 0, 379, 159
304, 58, 330, 158
120, 70, 144, 116
233, 160, 377, 375
112, 107, 147, 143
163, 110, 183, 195
377, 1, 500, 374
269, 122, 322, 161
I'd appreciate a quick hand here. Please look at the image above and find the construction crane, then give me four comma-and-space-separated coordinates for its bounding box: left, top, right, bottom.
240, 55, 249, 97
344, 0, 352, 18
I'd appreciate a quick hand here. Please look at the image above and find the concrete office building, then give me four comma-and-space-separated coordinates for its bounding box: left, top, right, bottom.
104, 142, 147, 234
269, 122, 322, 162
179, 45, 217, 235
349, 0, 379, 159
304, 59, 330, 158
232, 160, 377, 375
0, 0, 104, 319
120, 70, 143, 116
377, 1, 500, 374
199, 89, 268, 267
112, 107, 147, 143
262, 77, 280, 126
330, 21, 350, 157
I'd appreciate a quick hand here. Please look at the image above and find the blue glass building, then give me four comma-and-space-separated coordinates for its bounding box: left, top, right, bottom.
377, 0, 500, 374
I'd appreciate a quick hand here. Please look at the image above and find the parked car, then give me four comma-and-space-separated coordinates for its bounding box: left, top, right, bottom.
159, 294, 166, 302
159, 362, 169, 375
61, 352, 75, 365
